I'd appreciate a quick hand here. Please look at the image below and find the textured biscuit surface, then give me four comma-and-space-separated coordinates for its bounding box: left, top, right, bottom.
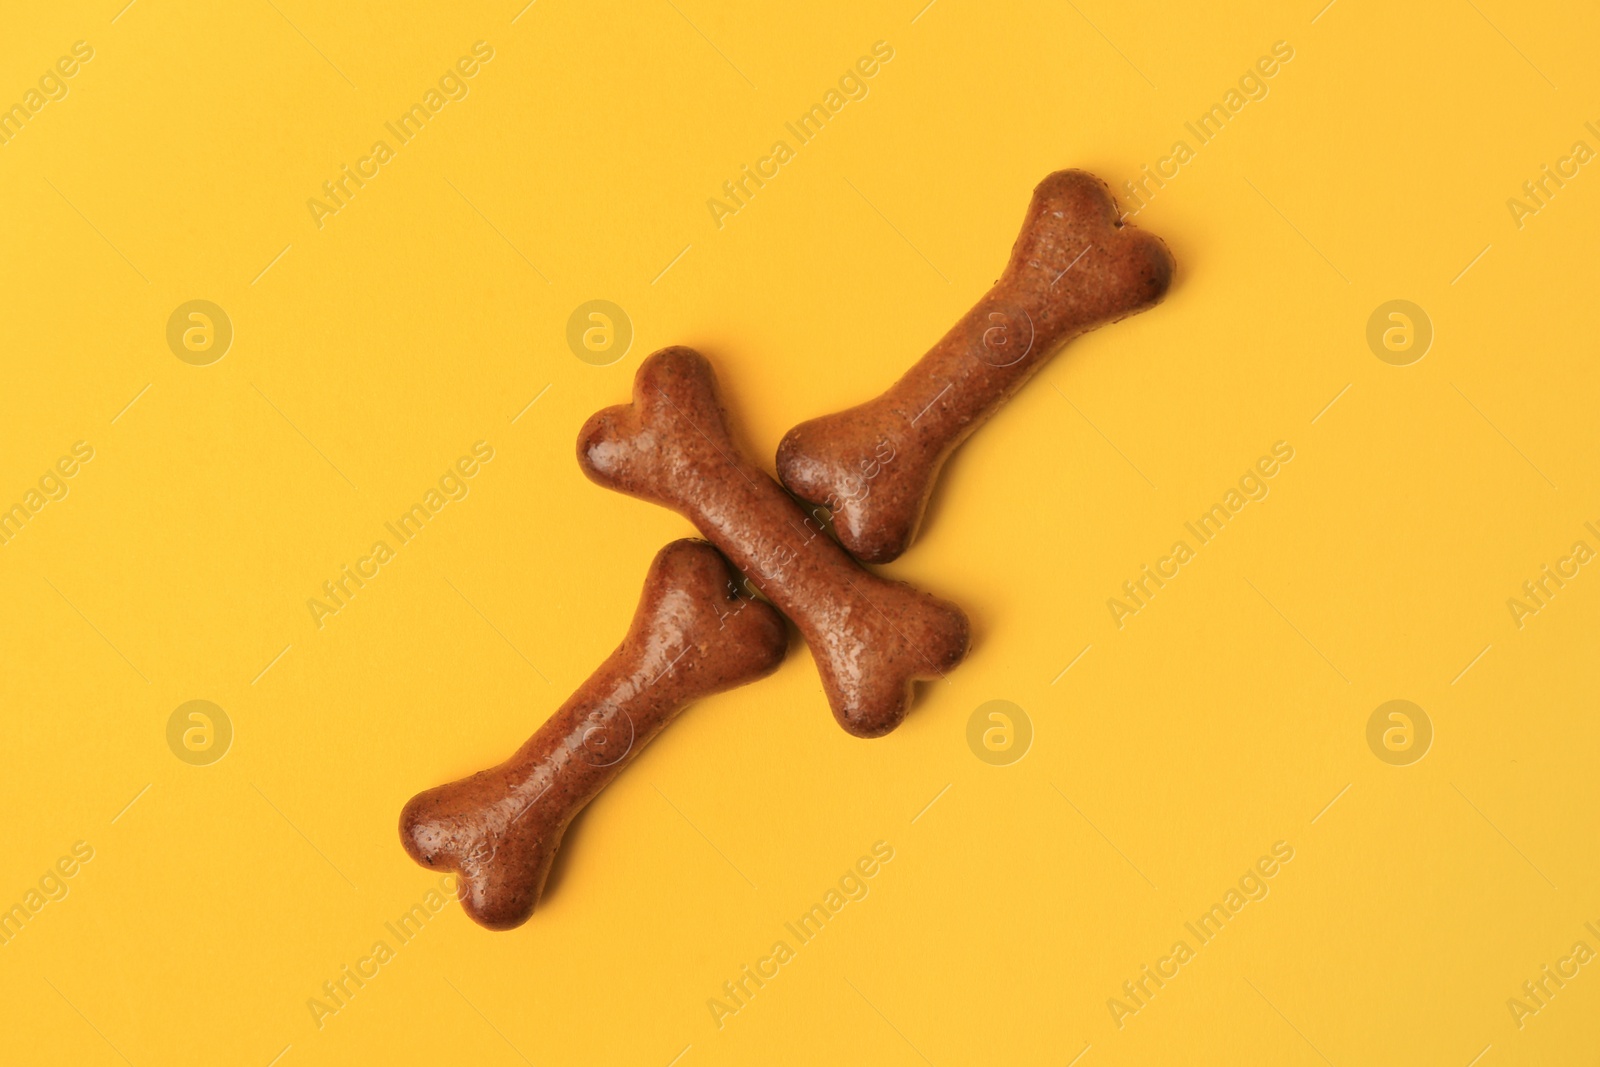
399, 539, 786, 929
578, 347, 969, 738
777, 170, 1175, 563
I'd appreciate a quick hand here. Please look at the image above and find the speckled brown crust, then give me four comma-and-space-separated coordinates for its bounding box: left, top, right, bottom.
398, 539, 785, 930
777, 170, 1175, 563
578, 347, 970, 738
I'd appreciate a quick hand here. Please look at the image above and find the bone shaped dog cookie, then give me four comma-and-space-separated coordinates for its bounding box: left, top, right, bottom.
578, 347, 969, 739
777, 169, 1175, 563
399, 539, 785, 930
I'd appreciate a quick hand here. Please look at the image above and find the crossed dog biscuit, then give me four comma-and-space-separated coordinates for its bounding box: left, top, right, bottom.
399, 169, 1173, 924
578, 347, 970, 739
399, 539, 786, 930
777, 169, 1174, 563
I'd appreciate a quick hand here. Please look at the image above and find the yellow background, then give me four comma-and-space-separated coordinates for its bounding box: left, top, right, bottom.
2, 0, 1597, 1063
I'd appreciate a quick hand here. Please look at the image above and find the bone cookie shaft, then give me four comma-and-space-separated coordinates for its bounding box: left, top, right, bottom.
399, 539, 785, 930
777, 169, 1175, 563
578, 347, 969, 739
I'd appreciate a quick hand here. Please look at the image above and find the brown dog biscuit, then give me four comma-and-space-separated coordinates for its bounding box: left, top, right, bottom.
776, 169, 1175, 563
578, 347, 969, 738
398, 539, 785, 930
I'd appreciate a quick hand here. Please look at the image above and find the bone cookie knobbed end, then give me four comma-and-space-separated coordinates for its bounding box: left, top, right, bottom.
1018, 169, 1175, 322
398, 539, 785, 930
576, 346, 732, 507
775, 168, 1176, 564
578, 345, 970, 739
